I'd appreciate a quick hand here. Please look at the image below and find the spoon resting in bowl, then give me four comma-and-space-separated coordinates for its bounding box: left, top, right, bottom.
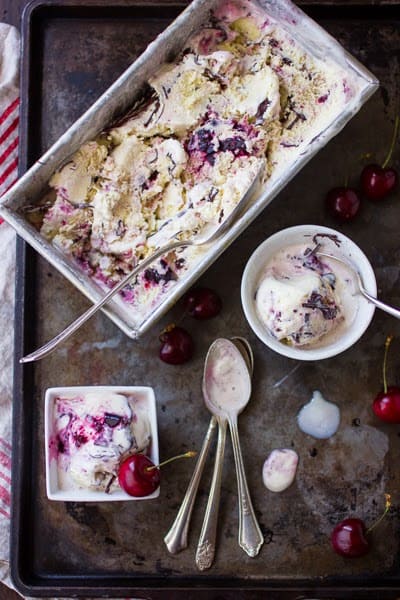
317, 252, 400, 320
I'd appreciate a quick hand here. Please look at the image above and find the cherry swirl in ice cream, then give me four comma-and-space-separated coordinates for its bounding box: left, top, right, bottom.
35, 0, 361, 328
50, 391, 151, 493
255, 244, 357, 348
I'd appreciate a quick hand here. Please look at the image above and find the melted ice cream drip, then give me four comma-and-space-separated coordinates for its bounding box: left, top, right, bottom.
297, 390, 340, 439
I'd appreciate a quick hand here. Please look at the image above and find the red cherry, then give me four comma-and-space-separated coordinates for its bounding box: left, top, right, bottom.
373, 336, 400, 423
184, 287, 222, 319
331, 518, 370, 558
360, 164, 398, 200
373, 386, 400, 423
159, 325, 194, 364
325, 187, 361, 222
118, 454, 160, 497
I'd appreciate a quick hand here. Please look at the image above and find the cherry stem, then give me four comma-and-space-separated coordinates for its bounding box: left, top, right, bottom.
382, 115, 399, 169
382, 335, 393, 395
146, 450, 197, 472
366, 493, 391, 534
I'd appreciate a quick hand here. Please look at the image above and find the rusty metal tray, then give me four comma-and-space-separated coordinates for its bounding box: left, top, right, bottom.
11, 1, 400, 598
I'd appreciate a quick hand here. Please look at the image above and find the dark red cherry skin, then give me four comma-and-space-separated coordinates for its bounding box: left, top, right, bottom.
331, 518, 370, 558
159, 326, 194, 364
360, 164, 398, 201
372, 386, 400, 423
184, 287, 222, 319
325, 187, 361, 222
118, 454, 160, 497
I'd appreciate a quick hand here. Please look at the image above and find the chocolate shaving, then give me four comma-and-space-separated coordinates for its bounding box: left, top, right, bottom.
144, 96, 163, 128
204, 67, 227, 89
312, 232, 341, 247
207, 187, 218, 203
166, 152, 177, 175
255, 98, 271, 124
108, 85, 157, 128
105, 474, 116, 494
302, 292, 338, 320
148, 148, 159, 164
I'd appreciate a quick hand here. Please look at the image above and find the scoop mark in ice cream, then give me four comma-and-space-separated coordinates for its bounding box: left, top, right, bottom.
34, 0, 361, 329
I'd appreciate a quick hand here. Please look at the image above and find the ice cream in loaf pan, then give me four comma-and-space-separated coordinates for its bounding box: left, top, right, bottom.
37, 0, 362, 329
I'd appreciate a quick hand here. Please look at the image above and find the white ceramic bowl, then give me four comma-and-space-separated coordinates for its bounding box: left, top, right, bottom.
45, 385, 159, 502
241, 225, 377, 361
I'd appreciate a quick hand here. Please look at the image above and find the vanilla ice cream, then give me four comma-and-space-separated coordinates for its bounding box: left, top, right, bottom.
36, 0, 362, 329
51, 390, 151, 493
255, 244, 356, 347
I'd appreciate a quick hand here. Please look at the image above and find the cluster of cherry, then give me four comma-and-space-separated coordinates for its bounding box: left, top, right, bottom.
331, 335, 398, 558
326, 116, 399, 221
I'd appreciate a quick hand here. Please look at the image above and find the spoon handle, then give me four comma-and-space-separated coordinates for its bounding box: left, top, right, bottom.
164, 416, 217, 554
19, 239, 187, 364
360, 288, 400, 320
195, 418, 227, 570
228, 416, 264, 557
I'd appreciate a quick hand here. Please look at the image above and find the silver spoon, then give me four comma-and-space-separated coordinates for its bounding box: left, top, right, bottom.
195, 337, 254, 570
317, 252, 400, 320
164, 337, 253, 556
198, 338, 263, 567
20, 164, 264, 364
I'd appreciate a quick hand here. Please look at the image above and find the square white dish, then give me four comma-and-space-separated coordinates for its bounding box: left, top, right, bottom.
45, 385, 159, 502
0, 0, 379, 339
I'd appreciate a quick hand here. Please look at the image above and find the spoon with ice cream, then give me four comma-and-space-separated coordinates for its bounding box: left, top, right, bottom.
198, 338, 263, 565
164, 337, 253, 558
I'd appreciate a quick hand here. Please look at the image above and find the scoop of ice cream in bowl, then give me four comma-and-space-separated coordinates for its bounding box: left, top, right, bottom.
45, 385, 159, 501
241, 225, 377, 360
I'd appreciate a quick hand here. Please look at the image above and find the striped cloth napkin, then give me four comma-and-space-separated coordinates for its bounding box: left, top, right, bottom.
0, 22, 20, 592
0, 24, 144, 600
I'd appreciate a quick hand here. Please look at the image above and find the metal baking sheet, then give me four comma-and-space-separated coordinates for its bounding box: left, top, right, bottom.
0, 0, 377, 339
11, 1, 400, 598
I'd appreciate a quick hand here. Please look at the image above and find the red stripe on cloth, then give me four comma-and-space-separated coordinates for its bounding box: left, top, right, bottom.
0, 97, 19, 127
0, 505, 10, 520
0, 450, 11, 469
0, 116, 18, 146
0, 157, 18, 186
0, 437, 12, 451
0, 135, 18, 166
0, 483, 10, 506
1, 176, 18, 197
0, 172, 18, 223
0, 470, 11, 486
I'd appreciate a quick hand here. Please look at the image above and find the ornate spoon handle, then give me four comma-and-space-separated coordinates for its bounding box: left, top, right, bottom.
228, 415, 264, 557
164, 416, 217, 554
195, 418, 227, 571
